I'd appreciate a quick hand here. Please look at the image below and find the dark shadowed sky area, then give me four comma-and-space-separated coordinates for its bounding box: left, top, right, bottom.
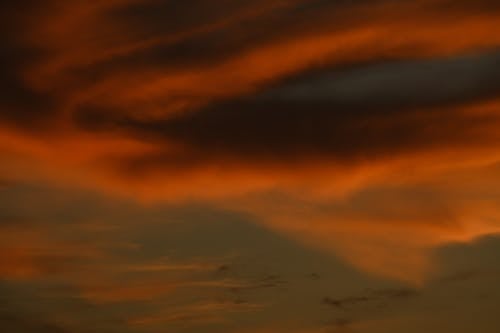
1, 1, 500, 332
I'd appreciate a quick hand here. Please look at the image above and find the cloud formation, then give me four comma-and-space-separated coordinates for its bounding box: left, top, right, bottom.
1, 0, 500, 285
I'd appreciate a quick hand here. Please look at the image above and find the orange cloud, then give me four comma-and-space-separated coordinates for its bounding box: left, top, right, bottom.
128, 300, 263, 327
1, 0, 500, 285
7, 0, 498, 123
0, 223, 103, 280
61, 1, 500, 121
1, 101, 500, 284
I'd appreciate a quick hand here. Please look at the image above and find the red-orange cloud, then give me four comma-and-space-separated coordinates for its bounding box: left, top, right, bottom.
1, 0, 500, 284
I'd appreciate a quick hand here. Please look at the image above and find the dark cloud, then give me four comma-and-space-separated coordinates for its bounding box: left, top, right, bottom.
0, 311, 67, 333
369, 288, 419, 299
323, 287, 418, 309
2, 0, 500, 137
82, 51, 500, 175
0, 2, 58, 130
323, 296, 371, 309
436, 270, 483, 284
259, 51, 500, 106
0, 72, 56, 130
229, 275, 287, 294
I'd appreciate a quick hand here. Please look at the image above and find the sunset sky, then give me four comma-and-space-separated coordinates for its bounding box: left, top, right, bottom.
1, 1, 500, 332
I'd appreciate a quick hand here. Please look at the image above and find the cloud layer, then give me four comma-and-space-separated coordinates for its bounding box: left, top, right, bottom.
1, 0, 500, 284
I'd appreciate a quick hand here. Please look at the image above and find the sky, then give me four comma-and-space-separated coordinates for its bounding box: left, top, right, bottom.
1, 0, 500, 332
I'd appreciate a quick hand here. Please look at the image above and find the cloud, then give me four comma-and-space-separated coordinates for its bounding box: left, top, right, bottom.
2, 0, 499, 126
127, 300, 263, 327
0, 223, 104, 280
322, 287, 418, 310
109, 52, 499, 163
0, 313, 68, 333
1, 0, 500, 284
0, 295, 70, 333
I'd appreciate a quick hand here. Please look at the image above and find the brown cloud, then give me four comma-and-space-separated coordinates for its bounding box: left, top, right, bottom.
0, 223, 104, 280
127, 300, 263, 327
1, 0, 500, 284
2, 0, 500, 126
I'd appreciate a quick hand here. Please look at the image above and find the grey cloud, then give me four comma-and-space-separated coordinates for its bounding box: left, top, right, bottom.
259, 51, 500, 108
